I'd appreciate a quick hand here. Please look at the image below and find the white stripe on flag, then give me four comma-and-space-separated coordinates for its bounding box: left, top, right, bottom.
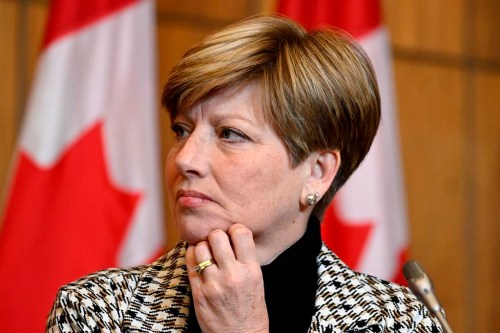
335, 26, 408, 280
20, 0, 164, 265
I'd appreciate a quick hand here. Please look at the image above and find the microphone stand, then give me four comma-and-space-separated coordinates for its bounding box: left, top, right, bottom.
402, 260, 454, 333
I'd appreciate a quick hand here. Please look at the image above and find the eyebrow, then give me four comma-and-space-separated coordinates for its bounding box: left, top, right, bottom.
181, 105, 263, 126
209, 111, 260, 125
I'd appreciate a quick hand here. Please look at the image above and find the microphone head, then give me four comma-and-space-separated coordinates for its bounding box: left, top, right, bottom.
402, 260, 440, 313
403, 260, 426, 281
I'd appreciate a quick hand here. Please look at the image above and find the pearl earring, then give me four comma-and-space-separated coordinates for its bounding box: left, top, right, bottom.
306, 192, 320, 206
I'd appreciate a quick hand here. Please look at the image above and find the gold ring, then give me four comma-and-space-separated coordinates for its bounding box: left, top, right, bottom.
194, 259, 216, 274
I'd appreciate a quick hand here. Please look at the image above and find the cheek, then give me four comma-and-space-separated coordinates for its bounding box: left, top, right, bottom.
226, 155, 289, 198
234, 157, 268, 182
164, 150, 177, 193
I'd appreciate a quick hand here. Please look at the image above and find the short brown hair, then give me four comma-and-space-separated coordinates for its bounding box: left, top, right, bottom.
162, 15, 380, 218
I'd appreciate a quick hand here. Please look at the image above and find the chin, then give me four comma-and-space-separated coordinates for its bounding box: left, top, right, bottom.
181, 233, 207, 245
177, 223, 221, 245
175, 214, 235, 244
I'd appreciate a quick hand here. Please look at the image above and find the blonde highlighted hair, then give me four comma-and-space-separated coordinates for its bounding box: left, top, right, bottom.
162, 15, 380, 218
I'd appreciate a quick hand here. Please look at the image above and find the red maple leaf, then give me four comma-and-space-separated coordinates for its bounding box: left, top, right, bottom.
391, 247, 409, 286
0, 122, 140, 332
321, 199, 373, 269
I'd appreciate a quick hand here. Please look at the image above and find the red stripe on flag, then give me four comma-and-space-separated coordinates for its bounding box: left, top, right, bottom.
278, 0, 381, 38
0, 123, 140, 332
321, 201, 373, 268
43, 0, 139, 48
391, 247, 409, 286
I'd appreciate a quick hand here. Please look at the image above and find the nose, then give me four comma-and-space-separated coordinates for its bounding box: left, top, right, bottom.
174, 130, 209, 178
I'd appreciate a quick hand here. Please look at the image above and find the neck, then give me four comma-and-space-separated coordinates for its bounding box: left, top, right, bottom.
254, 213, 311, 265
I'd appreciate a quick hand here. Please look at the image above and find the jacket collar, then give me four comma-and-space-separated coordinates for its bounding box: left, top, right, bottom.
311, 244, 385, 332
123, 242, 384, 332
124, 242, 191, 332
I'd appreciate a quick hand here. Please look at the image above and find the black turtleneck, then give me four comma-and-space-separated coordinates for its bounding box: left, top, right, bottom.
188, 216, 321, 332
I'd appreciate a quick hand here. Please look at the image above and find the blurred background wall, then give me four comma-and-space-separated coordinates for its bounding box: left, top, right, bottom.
0, 0, 498, 332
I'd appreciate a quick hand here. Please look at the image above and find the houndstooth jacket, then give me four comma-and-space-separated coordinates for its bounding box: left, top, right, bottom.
46, 242, 443, 332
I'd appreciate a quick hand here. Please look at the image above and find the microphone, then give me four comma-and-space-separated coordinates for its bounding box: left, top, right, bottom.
402, 260, 454, 333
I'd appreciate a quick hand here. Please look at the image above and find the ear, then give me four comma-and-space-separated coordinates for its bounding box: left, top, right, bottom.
300, 150, 340, 206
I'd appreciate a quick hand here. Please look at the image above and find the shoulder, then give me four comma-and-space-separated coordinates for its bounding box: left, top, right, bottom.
66, 262, 145, 286
54, 264, 146, 305
313, 244, 442, 332
46, 242, 188, 332
46, 266, 145, 332
354, 272, 441, 331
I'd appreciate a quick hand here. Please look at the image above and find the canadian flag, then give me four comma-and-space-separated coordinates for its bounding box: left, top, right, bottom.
278, 0, 409, 284
0, 0, 164, 332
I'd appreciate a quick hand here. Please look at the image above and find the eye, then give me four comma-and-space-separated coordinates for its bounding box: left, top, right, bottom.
170, 123, 189, 139
218, 127, 250, 143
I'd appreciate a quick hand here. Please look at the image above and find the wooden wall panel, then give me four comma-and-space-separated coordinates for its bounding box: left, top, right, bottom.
24, 3, 48, 85
382, 0, 464, 56
384, 1, 499, 331
473, 72, 500, 332
157, 0, 253, 23
0, 1, 19, 220
473, 0, 500, 60
0, 1, 47, 219
394, 60, 467, 331
157, 24, 216, 84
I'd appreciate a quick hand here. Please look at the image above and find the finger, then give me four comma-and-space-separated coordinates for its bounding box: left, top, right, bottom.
186, 245, 197, 273
228, 224, 258, 264
207, 229, 236, 270
186, 245, 203, 289
193, 241, 217, 277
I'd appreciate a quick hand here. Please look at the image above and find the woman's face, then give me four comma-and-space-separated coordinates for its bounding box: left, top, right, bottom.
165, 83, 312, 261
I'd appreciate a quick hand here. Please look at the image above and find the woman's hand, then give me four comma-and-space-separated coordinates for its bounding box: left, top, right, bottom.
185, 223, 269, 333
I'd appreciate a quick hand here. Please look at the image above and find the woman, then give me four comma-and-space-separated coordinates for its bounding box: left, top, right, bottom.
47, 15, 443, 332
